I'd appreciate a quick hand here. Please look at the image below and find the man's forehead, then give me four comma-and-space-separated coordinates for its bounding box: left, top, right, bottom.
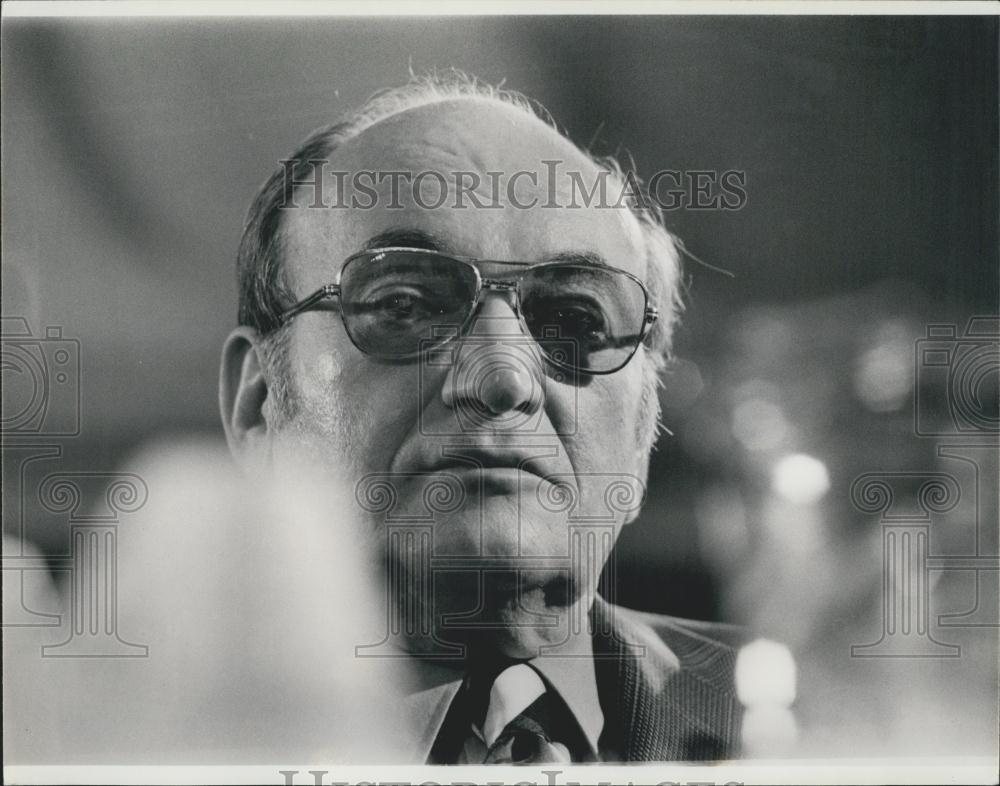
282, 97, 647, 285
337, 97, 599, 177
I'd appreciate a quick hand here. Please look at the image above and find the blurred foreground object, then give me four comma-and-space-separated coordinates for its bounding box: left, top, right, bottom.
681, 282, 999, 758
3, 437, 413, 763
736, 638, 798, 757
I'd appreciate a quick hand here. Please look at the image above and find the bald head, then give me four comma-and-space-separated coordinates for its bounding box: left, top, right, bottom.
336, 96, 605, 184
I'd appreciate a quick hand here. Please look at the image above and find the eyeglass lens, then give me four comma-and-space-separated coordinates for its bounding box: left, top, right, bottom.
338, 250, 647, 373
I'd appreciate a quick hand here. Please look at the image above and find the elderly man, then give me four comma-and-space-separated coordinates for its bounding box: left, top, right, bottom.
219, 74, 742, 764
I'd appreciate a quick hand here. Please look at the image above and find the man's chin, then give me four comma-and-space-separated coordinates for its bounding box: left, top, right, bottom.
411, 570, 591, 659
462, 586, 581, 659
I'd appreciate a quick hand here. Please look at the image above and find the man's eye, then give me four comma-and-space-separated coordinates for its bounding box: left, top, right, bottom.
367, 288, 439, 320
528, 298, 611, 345
558, 306, 608, 341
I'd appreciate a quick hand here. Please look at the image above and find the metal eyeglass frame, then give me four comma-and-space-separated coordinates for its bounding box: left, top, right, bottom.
275, 246, 660, 375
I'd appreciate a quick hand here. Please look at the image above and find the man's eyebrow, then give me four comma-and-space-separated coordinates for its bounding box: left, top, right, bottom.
544, 250, 608, 267
361, 229, 451, 253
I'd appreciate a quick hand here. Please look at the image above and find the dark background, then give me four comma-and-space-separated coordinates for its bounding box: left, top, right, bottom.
3, 15, 997, 622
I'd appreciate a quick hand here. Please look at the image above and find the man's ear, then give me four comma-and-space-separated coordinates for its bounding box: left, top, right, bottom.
219, 326, 272, 470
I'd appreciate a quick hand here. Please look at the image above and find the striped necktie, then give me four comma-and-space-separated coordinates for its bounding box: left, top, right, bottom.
480, 664, 572, 764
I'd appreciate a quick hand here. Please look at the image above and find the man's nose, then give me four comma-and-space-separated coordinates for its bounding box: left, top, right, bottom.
440, 294, 544, 420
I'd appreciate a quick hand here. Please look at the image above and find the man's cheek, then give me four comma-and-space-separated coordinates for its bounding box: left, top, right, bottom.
573, 376, 645, 467
290, 351, 352, 434
295, 351, 343, 403
296, 363, 419, 465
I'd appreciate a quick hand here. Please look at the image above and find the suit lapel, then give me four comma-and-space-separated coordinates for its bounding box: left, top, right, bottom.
590, 597, 743, 761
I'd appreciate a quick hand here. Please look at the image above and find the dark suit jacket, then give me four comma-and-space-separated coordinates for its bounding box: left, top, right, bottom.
589, 596, 745, 761
422, 595, 745, 763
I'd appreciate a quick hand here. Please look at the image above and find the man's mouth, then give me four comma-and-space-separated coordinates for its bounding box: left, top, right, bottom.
426, 448, 555, 488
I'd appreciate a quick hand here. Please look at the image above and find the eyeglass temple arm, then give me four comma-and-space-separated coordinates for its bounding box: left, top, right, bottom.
641, 306, 660, 342
279, 284, 340, 326
596, 307, 660, 350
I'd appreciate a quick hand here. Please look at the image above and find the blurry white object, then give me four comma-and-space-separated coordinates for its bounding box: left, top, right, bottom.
736, 637, 799, 757
741, 705, 799, 757
2, 534, 64, 762
4, 436, 412, 763
771, 453, 830, 506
